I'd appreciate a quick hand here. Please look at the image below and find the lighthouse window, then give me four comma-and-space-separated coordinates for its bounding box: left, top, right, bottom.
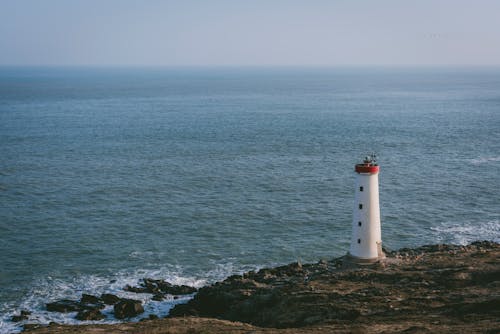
359, 186, 364, 192
357, 239, 361, 244
358, 221, 362, 227
359, 204, 363, 209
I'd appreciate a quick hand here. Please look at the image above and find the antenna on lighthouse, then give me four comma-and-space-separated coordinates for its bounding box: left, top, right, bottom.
347, 155, 385, 263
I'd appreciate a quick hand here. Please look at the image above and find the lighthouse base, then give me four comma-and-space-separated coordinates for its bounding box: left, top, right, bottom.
345, 252, 386, 265
347, 240, 386, 264
345, 241, 386, 265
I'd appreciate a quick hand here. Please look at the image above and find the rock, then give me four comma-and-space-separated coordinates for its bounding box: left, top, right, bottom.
144, 278, 162, 293
169, 242, 500, 329
124, 284, 147, 293
79, 294, 105, 311
164, 284, 197, 295
114, 299, 144, 319
80, 294, 101, 304
226, 274, 243, 281
149, 314, 159, 320
152, 293, 165, 301
125, 278, 197, 295
76, 309, 105, 321
23, 323, 44, 331
11, 310, 31, 322
447, 299, 500, 316
46, 300, 82, 313
101, 293, 121, 305
46, 297, 104, 314
13, 241, 500, 333
11, 315, 25, 322
401, 326, 432, 333
169, 303, 194, 317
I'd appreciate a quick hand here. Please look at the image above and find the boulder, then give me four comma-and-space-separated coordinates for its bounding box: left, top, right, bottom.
46, 300, 82, 313
46, 297, 104, 314
113, 299, 144, 319
101, 293, 121, 305
152, 293, 165, 301
164, 284, 197, 295
80, 294, 101, 304
76, 309, 105, 321
124, 285, 147, 293
11, 310, 31, 322
125, 278, 197, 295
23, 323, 44, 331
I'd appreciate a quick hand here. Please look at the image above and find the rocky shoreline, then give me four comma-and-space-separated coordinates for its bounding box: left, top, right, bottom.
10, 279, 198, 327
19, 241, 500, 333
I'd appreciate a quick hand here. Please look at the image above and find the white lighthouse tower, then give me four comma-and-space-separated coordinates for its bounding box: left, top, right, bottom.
348, 154, 385, 262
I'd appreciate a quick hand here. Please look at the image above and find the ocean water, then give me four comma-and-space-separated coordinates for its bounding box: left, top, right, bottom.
1, 66, 499, 332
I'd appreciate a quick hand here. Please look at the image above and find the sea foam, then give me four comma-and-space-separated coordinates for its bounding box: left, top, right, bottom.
0, 267, 212, 334
430, 220, 500, 245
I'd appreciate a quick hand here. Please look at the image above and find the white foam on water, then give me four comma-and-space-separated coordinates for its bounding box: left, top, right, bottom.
0, 263, 245, 334
430, 220, 500, 245
128, 250, 155, 259
469, 156, 500, 165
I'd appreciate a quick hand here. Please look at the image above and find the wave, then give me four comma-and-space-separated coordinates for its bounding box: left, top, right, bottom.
430, 220, 500, 245
0, 263, 248, 334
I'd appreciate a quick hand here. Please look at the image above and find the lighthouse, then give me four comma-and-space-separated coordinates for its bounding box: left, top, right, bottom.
348, 154, 385, 262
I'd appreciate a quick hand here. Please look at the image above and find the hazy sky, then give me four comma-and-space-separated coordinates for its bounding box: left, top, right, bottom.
1, 0, 499, 66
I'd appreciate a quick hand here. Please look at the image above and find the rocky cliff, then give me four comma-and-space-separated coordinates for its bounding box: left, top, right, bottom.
25, 241, 500, 333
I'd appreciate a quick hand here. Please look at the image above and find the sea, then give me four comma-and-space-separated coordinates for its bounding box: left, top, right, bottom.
1, 66, 499, 333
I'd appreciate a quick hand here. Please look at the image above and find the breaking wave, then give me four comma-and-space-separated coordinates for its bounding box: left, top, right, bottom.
430, 220, 500, 245
0, 263, 248, 334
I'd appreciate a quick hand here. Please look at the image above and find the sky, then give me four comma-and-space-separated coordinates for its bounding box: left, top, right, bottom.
1, 0, 499, 66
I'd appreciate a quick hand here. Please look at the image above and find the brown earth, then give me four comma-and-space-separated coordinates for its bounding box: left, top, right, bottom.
25, 241, 500, 333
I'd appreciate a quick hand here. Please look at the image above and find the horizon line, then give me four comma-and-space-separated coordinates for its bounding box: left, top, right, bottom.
1, 64, 500, 69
